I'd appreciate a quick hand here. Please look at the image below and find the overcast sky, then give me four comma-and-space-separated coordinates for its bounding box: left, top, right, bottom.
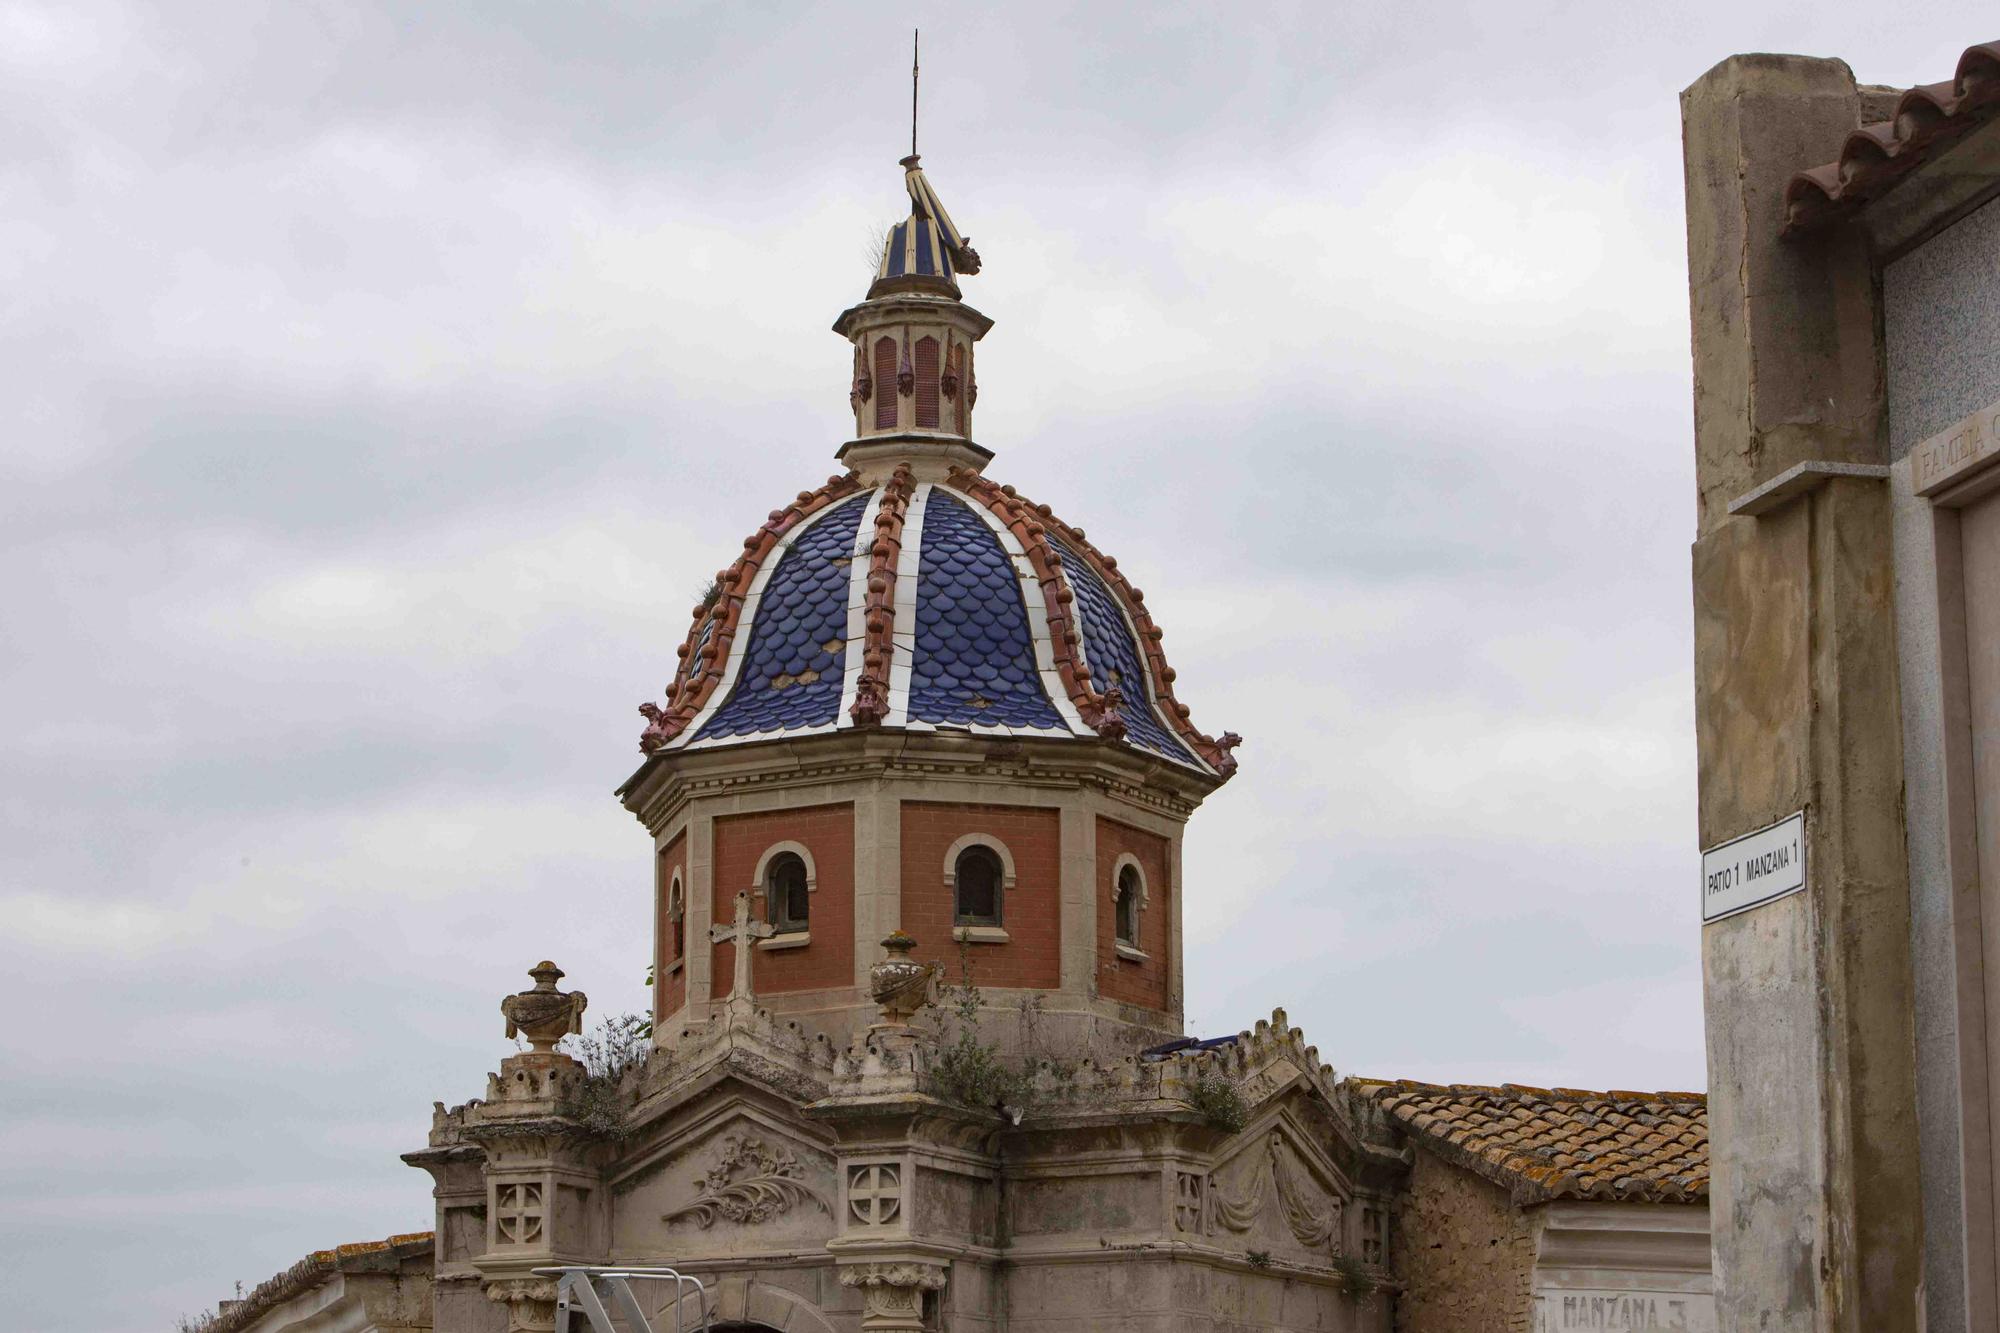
3, 4, 1986, 1329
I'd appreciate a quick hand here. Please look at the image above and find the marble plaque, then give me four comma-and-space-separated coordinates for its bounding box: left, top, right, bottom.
1913, 394, 2000, 496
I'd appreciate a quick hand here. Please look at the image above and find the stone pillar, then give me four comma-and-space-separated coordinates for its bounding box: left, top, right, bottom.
464, 964, 609, 1333
1682, 54, 1920, 1332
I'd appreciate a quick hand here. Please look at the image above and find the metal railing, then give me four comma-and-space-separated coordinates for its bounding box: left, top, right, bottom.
534, 1265, 712, 1333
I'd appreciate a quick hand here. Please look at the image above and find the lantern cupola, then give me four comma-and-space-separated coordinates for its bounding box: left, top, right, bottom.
834, 156, 993, 482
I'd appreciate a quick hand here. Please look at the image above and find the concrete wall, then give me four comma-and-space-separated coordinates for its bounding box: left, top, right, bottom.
1681, 52, 1922, 1331
1389, 1152, 1533, 1332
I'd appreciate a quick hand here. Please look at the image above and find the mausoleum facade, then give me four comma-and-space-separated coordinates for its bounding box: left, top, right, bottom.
199, 143, 1715, 1333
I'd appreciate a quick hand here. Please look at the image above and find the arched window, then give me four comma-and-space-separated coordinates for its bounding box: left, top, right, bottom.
914, 335, 940, 428
766, 851, 810, 933
872, 337, 898, 430
1115, 864, 1142, 946
954, 845, 1004, 927
668, 875, 685, 961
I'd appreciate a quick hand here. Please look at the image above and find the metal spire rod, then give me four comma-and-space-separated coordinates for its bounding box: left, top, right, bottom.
911, 29, 920, 159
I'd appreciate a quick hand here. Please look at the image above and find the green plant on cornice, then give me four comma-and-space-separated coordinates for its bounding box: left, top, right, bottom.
1245, 1249, 1272, 1270
924, 948, 1029, 1112
1182, 1068, 1248, 1134
559, 1012, 652, 1141
1330, 1251, 1379, 1298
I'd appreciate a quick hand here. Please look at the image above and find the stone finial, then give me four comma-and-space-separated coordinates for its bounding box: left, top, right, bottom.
869, 931, 938, 1027
501, 961, 587, 1053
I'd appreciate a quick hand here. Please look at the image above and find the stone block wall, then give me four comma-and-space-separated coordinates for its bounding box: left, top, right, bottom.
1389, 1152, 1533, 1332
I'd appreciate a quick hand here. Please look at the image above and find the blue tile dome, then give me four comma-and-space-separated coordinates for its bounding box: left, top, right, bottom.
635, 472, 1238, 780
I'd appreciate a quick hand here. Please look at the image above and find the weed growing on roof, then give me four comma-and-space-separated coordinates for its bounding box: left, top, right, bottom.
559, 1012, 653, 1141
1183, 1068, 1248, 1134
924, 947, 1030, 1112
1331, 1251, 1379, 1297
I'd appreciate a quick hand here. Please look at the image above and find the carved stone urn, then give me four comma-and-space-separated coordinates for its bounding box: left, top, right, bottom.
501, 961, 588, 1053
868, 931, 937, 1027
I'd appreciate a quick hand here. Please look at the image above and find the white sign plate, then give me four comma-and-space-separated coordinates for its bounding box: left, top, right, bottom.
1701, 811, 1806, 924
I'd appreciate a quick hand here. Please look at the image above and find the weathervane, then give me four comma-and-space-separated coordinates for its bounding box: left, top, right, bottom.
911, 29, 920, 160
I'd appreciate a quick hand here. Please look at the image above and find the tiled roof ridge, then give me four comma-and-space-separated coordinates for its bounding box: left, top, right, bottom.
948, 468, 1240, 778
849, 465, 915, 726
1355, 1078, 1709, 1206
1353, 1077, 1706, 1105
203, 1231, 433, 1333
638, 472, 865, 752
1784, 41, 2000, 233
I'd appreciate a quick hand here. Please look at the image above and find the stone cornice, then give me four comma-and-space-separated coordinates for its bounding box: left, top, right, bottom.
620, 728, 1206, 835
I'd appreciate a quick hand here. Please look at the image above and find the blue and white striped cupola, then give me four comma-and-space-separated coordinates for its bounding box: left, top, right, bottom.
631, 152, 1242, 783
833, 159, 994, 468
636, 473, 1237, 780
872, 155, 981, 299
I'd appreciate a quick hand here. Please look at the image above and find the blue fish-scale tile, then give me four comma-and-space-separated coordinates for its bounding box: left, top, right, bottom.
1049, 536, 1198, 764
909, 491, 1065, 731
696, 493, 871, 741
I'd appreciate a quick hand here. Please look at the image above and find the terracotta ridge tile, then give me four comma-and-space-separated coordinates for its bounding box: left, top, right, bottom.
203, 1231, 433, 1333
1784, 41, 2000, 232
637, 472, 864, 752
946, 468, 1241, 777
849, 465, 914, 726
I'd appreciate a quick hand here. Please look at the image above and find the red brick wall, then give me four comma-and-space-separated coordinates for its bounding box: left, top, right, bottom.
655, 831, 687, 1024
1095, 818, 1171, 1012
900, 802, 1061, 989
711, 804, 855, 998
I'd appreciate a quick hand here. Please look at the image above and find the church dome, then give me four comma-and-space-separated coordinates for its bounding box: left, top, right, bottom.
636, 468, 1238, 776
634, 155, 1238, 781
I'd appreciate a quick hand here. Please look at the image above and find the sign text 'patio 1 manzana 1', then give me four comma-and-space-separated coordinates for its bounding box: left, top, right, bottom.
1701, 811, 1806, 924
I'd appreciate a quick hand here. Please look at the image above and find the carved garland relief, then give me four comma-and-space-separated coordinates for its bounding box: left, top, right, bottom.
663, 1133, 829, 1229
1209, 1132, 1344, 1251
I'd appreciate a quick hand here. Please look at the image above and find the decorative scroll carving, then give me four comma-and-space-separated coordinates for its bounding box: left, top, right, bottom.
484, 1276, 558, 1333
849, 1163, 902, 1225
1174, 1171, 1204, 1234
852, 341, 873, 409
839, 1262, 945, 1333
664, 1133, 828, 1229
1209, 1132, 1338, 1250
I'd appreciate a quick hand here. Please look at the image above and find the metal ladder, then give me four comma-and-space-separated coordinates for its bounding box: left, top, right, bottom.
535, 1265, 712, 1333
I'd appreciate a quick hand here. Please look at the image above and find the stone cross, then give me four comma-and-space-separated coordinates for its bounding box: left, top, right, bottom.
710, 889, 773, 1005
848, 1164, 902, 1226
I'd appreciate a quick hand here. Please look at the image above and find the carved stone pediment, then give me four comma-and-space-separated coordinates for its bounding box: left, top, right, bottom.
1205, 1113, 1353, 1256
610, 1108, 838, 1254
666, 1131, 830, 1228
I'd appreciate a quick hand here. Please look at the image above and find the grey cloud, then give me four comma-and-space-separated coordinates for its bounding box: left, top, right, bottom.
6, 3, 1992, 1331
